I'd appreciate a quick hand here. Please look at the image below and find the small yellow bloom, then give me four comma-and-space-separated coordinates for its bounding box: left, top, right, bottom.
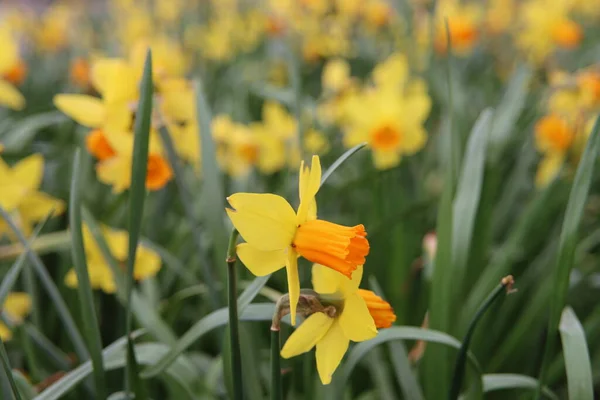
0, 154, 65, 238
226, 156, 369, 325
0, 293, 32, 341
434, 0, 482, 56
280, 265, 381, 384
0, 25, 25, 110
65, 224, 162, 294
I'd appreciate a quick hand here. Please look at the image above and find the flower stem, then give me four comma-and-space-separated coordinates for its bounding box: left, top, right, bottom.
270, 328, 282, 400
448, 275, 515, 400
226, 228, 243, 400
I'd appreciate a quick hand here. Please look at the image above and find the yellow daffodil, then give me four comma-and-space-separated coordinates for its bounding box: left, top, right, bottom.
322, 59, 352, 93
213, 115, 260, 178
281, 264, 395, 384
341, 54, 431, 169
0, 25, 25, 110
434, 0, 482, 56
0, 154, 65, 237
226, 155, 369, 325
65, 224, 161, 294
0, 293, 32, 341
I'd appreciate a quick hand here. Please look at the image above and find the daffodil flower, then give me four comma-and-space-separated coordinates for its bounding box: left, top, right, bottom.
226, 155, 369, 325
281, 264, 395, 384
0, 24, 25, 110
0, 292, 31, 341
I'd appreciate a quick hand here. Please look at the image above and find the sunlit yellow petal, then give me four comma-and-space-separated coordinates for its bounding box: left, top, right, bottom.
372, 149, 401, 170
64, 269, 78, 288
3, 292, 31, 322
54, 94, 105, 128
18, 191, 65, 222
134, 247, 162, 280
536, 154, 564, 188
339, 293, 377, 341
281, 312, 334, 359
315, 321, 349, 384
312, 263, 342, 294
96, 156, 131, 193
296, 155, 321, 224
0, 79, 24, 110
236, 243, 287, 276
0, 323, 12, 341
286, 249, 300, 326
13, 154, 44, 192
226, 193, 296, 251
0, 184, 26, 211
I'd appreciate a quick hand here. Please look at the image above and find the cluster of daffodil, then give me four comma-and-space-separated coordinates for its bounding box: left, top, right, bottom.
533, 67, 600, 187
226, 155, 396, 384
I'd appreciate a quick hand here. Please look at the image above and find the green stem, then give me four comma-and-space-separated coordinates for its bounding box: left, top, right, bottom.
17, 326, 40, 383
0, 231, 71, 261
271, 329, 282, 400
0, 337, 22, 400
227, 228, 243, 400
448, 276, 514, 400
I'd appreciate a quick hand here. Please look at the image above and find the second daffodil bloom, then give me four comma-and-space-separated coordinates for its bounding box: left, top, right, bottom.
0, 24, 25, 110
0, 292, 32, 341
226, 155, 370, 325
281, 264, 396, 384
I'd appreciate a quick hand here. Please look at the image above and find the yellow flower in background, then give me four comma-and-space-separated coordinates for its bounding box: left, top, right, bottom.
213, 115, 260, 178
227, 156, 369, 325
516, 0, 583, 64
322, 58, 352, 93
0, 154, 65, 238
0, 293, 32, 341
342, 54, 431, 169
304, 129, 330, 156
65, 224, 162, 294
485, 0, 516, 36
130, 36, 189, 83
0, 25, 25, 110
281, 264, 391, 384
34, 4, 75, 53
434, 0, 482, 56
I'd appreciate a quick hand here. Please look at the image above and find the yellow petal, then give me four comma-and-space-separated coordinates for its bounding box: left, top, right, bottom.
96, 156, 131, 193
296, 155, 321, 224
372, 149, 401, 170
104, 226, 128, 260
18, 191, 65, 222
339, 293, 377, 342
13, 154, 44, 192
0, 184, 26, 211
401, 126, 427, 155
0, 79, 24, 110
0, 323, 12, 341
312, 263, 342, 294
315, 321, 349, 384
54, 94, 105, 128
134, 247, 162, 280
536, 154, 564, 188
91, 58, 138, 103
281, 312, 334, 359
3, 292, 31, 322
286, 249, 300, 326
226, 193, 296, 251
64, 269, 78, 288
236, 243, 287, 276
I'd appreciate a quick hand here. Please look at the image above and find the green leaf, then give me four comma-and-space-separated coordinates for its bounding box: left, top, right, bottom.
0, 337, 22, 400
451, 109, 492, 306
12, 370, 37, 400
482, 374, 558, 400
1, 111, 66, 151
126, 338, 149, 400
69, 149, 106, 399
337, 327, 482, 398
320, 143, 367, 187
536, 114, 600, 394
558, 307, 593, 400
0, 207, 89, 363
142, 275, 271, 378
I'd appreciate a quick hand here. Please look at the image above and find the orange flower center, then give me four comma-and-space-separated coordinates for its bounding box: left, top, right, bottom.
70, 57, 90, 89
535, 115, 574, 152
293, 220, 369, 278
146, 154, 173, 191
238, 143, 259, 164
3, 60, 27, 85
358, 289, 396, 328
266, 16, 286, 37
578, 72, 600, 105
552, 20, 583, 49
86, 129, 116, 160
435, 18, 478, 53
370, 124, 402, 151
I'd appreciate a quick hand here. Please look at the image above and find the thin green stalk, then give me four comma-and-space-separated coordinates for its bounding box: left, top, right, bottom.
16, 325, 40, 383
0, 231, 70, 261
271, 329, 282, 400
226, 228, 243, 400
449, 276, 515, 400
0, 337, 22, 400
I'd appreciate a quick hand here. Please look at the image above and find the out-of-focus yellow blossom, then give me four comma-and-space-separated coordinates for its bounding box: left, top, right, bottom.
0, 25, 25, 110
130, 37, 189, 83
516, 0, 583, 64
227, 156, 370, 325
318, 59, 359, 126
34, 4, 75, 53
69, 57, 92, 91
322, 58, 352, 93
434, 0, 482, 56
485, 0, 516, 36
281, 264, 390, 384
341, 54, 431, 169
213, 115, 260, 178
304, 129, 330, 155
548, 69, 600, 117
0, 293, 32, 341
0, 154, 65, 237
65, 224, 161, 294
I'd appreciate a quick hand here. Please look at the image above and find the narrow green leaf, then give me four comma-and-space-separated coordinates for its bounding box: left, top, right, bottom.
536, 114, 600, 395
337, 327, 482, 397
12, 370, 37, 400
270, 329, 282, 400
69, 149, 106, 399
195, 78, 228, 288
319, 143, 367, 187
126, 338, 149, 400
0, 337, 22, 400
482, 374, 558, 400
558, 307, 593, 400
225, 229, 243, 400
0, 207, 89, 363
1, 111, 66, 151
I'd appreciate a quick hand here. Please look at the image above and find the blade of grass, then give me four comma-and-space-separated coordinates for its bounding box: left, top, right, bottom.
225, 229, 243, 400
69, 149, 106, 399
482, 374, 558, 400
536, 114, 600, 397
126, 338, 149, 400
12, 370, 37, 400
0, 207, 89, 363
0, 337, 22, 400
558, 307, 593, 400
319, 143, 367, 187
